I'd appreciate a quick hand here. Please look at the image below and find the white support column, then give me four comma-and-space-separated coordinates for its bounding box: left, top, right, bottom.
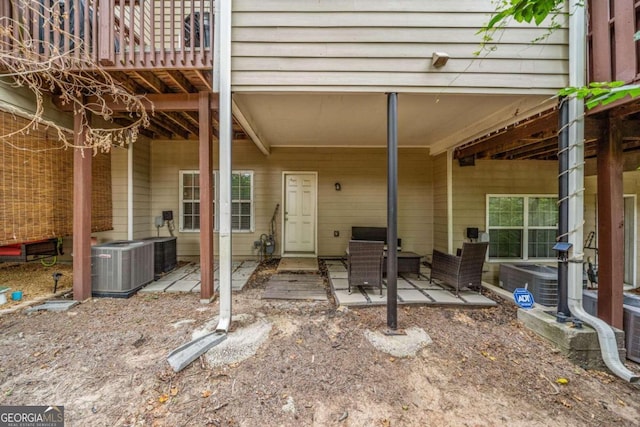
447, 149, 454, 254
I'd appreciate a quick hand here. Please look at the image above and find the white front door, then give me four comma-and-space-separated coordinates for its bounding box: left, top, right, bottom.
283, 172, 317, 255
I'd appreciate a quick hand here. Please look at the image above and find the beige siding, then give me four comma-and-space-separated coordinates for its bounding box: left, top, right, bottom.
452, 159, 558, 283
132, 140, 152, 239
232, 0, 568, 93
96, 147, 129, 242
95, 140, 152, 242
149, 143, 433, 259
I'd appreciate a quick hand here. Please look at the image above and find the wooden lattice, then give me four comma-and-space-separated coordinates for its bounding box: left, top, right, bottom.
0, 111, 112, 246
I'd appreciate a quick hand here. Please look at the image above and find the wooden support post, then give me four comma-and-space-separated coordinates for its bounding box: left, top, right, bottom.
199, 91, 214, 301
597, 116, 624, 329
72, 112, 92, 301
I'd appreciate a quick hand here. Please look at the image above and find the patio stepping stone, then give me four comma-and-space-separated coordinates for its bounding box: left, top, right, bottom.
139, 281, 173, 293
425, 290, 464, 304
166, 280, 200, 292
398, 289, 432, 303
460, 292, 497, 306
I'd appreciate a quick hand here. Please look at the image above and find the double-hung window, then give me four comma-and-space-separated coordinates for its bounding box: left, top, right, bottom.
487, 195, 558, 260
179, 170, 253, 232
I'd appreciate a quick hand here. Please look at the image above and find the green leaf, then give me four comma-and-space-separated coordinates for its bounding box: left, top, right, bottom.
635, 31, 640, 41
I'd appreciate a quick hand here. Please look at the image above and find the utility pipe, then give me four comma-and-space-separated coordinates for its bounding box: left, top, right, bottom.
387, 93, 398, 330
565, 1, 637, 382
215, 0, 232, 333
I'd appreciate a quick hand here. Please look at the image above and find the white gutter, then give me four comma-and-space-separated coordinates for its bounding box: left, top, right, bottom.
565, 1, 638, 382
215, 0, 232, 333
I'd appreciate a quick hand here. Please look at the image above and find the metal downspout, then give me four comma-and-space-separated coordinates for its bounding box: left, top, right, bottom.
557, 98, 570, 318
565, 1, 638, 382
215, 0, 232, 333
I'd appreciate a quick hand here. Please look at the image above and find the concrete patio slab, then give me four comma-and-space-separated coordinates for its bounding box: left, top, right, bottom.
426, 290, 464, 304
165, 280, 200, 293
460, 292, 497, 306
139, 281, 173, 293
396, 279, 414, 289
333, 289, 369, 305
141, 260, 259, 295
398, 289, 432, 303
327, 264, 347, 272
330, 271, 348, 279
330, 278, 349, 290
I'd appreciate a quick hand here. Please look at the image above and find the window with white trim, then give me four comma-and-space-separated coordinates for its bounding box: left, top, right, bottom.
179, 170, 253, 232
231, 171, 253, 231
179, 170, 204, 232
487, 195, 558, 260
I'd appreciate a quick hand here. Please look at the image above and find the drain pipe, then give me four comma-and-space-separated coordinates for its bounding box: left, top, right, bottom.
565, 1, 638, 382
215, 0, 232, 333
556, 97, 570, 319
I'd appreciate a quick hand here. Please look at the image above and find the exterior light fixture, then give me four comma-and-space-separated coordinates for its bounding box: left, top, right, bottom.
334, 182, 341, 191
432, 52, 450, 68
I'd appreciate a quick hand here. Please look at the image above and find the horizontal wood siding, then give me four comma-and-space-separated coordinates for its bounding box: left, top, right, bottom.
132, 140, 151, 240
452, 159, 558, 283
232, 0, 568, 93
95, 147, 128, 242
149, 142, 433, 259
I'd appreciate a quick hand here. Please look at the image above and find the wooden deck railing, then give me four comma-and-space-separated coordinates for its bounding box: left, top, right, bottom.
588, 0, 640, 85
2, 0, 213, 71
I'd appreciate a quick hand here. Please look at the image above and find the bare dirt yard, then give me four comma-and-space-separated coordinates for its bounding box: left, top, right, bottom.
1, 260, 640, 426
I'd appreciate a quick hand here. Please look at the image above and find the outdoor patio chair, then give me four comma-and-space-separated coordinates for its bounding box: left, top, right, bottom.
347, 240, 384, 295
429, 242, 489, 297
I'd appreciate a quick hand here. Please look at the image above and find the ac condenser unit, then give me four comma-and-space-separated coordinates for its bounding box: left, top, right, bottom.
91, 240, 154, 297
142, 236, 177, 279
624, 304, 640, 363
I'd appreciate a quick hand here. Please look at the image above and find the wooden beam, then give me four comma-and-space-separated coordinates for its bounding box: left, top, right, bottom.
132, 71, 169, 94
194, 70, 213, 91
72, 111, 92, 301
53, 93, 220, 112
597, 116, 625, 329
199, 92, 214, 301
455, 111, 557, 160
166, 70, 196, 93
161, 112, 199, 136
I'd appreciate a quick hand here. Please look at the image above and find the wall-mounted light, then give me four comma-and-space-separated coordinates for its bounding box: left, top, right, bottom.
432, 51, 450, 68
334, 182, 341, 191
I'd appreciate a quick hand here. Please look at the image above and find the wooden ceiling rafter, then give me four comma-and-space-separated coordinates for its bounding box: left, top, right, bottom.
165, 70, 197, 93
193, 70, 213, 91
454, 109, 558, 160
162, 112, 199, 137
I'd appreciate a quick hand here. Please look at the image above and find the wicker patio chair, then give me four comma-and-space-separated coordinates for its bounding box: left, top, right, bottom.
347, 240, 384, 295
429, 242, 489, 296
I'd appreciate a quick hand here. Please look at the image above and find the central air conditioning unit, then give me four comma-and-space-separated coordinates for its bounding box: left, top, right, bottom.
142, 236, 177, 279
92, 240, 154, 297
499, 264, 559, 307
